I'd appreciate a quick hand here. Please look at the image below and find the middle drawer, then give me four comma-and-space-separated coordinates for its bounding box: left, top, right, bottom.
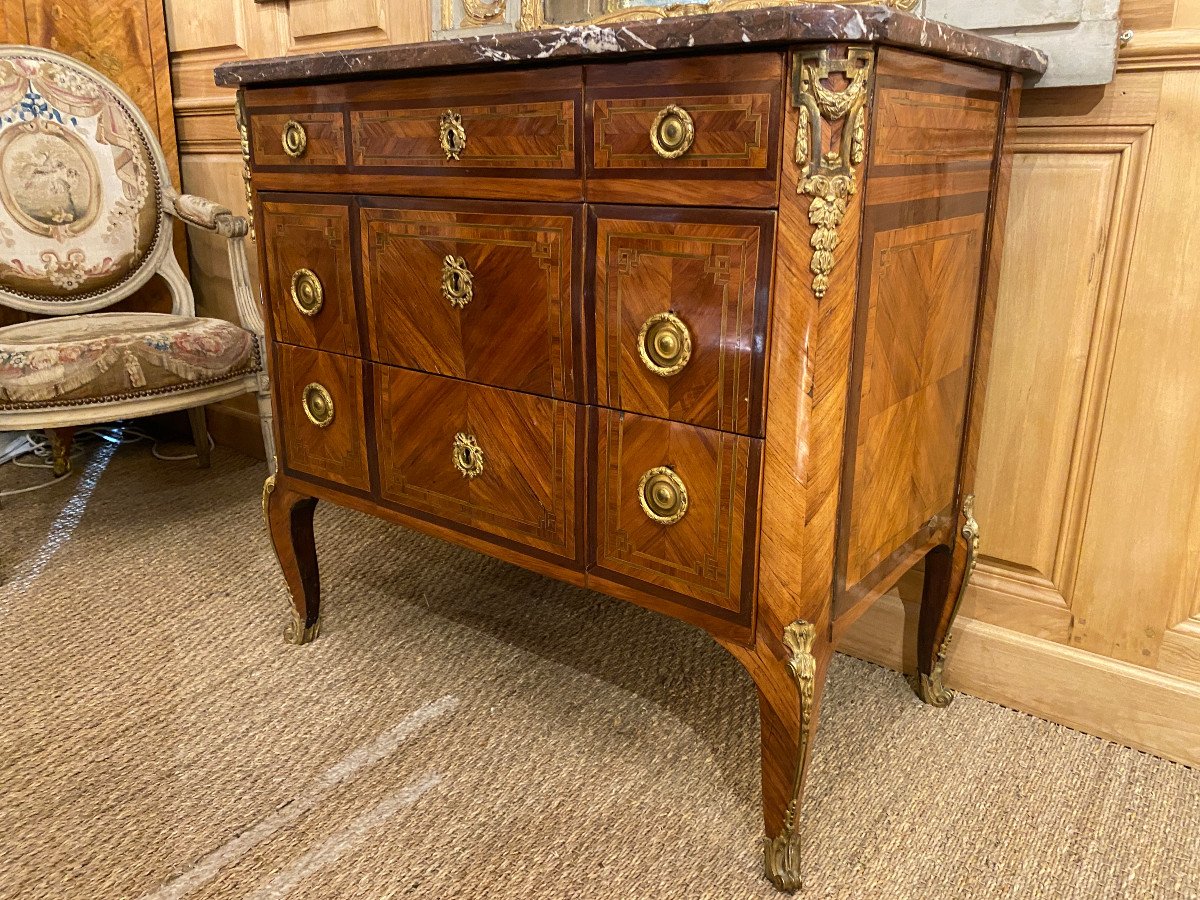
591, 206, 773, 436
362, 199, 582, 401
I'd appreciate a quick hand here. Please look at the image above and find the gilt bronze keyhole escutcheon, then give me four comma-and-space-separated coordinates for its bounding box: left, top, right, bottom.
442, 255, 474, 309
290, 268, 323, 316
439, 110, 467, 160
302, 383, 334, 428
281, 119, 307, 158
639, 466, 688, 525
638, 311, 692, 376
453, 432, 485, 479
650, 104, 695, 159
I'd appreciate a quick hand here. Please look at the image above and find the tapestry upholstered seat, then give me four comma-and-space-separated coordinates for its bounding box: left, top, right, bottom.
0, 46, 272, 477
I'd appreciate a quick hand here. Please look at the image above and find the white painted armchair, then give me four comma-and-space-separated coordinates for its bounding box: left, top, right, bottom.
0, 46, 273, 476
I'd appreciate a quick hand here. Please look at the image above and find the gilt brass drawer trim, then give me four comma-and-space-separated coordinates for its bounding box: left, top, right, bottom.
638, 311, 692, 376
290, 268, 324, 317
302, 382, 335, 428
442, 255, 474, 309
439, 109, 467, 160
639, 466, 688, 525
650, 104, 696, 159
453, 431, 485, 479
281, 119, 308, 159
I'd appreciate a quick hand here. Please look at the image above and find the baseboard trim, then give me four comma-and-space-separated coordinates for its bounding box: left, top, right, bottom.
840, 594, 1200, 768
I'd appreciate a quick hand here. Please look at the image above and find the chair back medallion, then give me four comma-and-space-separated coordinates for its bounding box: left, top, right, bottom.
0, 49, 162, 305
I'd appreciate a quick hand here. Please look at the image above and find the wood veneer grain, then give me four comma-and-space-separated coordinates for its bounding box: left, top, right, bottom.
374, 365, 583, 563
361, 198, 581, 401
590, 205, 773, 436
260, 196, 359, 357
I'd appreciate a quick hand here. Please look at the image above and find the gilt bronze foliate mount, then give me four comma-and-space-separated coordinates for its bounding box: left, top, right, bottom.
792, 46, 874, 301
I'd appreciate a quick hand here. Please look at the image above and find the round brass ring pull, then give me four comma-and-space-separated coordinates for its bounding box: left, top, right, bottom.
281, 119, 308, 159
442, 255, 474, 309
638, 311, 692, 377
302, 383, 335, 428
650, 104, 695, 159
639, 467, 688, 525
439, 110, 467, 161
453, 432, 485, 479
290, 268, 324, 317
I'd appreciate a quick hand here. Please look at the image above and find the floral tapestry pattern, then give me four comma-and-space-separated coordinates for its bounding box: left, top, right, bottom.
0, 51, 161, 299
0, 313, 257, 408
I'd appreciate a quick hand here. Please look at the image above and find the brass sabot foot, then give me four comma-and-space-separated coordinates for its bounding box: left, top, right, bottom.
911, 668, 954, 708
285, 613, 320, 645
763, 827, 803, 892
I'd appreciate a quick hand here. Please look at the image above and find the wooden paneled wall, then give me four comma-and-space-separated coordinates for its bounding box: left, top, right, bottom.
163, 0, 1200, 764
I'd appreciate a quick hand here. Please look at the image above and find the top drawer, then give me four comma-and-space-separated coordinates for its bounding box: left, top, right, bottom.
245, 68, 583, 202
585, 53, 783, 208
249, 109, 347, 169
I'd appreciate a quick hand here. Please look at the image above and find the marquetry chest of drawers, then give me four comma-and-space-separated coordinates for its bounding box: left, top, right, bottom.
217, 8, 1044, 890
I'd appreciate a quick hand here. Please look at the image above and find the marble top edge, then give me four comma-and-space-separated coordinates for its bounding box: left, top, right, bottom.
214, 6, 1047, 88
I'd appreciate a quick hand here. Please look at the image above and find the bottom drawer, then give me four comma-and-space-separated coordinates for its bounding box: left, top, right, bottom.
374, 365, 583, 564
592, 409, 760, 620
274, 343, 371, 492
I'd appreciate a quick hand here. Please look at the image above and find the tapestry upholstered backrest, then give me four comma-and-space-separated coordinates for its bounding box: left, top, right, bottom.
0, 46, 174, 315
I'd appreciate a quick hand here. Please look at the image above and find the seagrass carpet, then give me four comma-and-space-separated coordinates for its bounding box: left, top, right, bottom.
1, 442, 1198, 900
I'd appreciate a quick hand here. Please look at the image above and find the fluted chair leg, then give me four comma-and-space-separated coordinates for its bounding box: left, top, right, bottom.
187, 407, 212, 469
47, 427, 76, 477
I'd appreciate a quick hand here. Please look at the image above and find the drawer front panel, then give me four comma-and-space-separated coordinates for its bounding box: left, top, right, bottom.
351, 100, 576, 172
346, 67, 580, 178
593, 409, 760, 616
592, 207, 772, 435
586, 54, 782, 206
261, 197, 358, 356
362, 200, 579, 400
274, 343, 371, 492
375, 365, 582, 562
250, 110, 347, 168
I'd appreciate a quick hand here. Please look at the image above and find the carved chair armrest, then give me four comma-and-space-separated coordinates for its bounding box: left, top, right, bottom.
166, 192, 248, 238
164, 190, 264, 337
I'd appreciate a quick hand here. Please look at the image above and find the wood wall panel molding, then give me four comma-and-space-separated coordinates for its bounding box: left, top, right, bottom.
285, 0, 430, 54
1017, 70, 1163, 127
961, 562, 1074, 641
165, 0, 248, 54
166, 0, 286, 110
973, 126, 1151, 620
1118, 28, 1200, 69
1068, 69, 1200, 668
1160, 618, 1200, 681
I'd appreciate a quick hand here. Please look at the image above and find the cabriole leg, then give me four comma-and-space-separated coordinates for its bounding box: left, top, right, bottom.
727, 620, 832, 892
914, 495, 980, 706
262, 473, 321, 644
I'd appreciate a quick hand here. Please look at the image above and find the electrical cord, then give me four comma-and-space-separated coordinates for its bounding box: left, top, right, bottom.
0, 425, 215, 499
